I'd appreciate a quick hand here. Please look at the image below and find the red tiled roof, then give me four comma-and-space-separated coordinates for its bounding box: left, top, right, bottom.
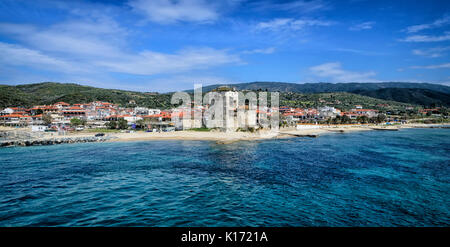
0, 114, 30, 118
54, 102, 70, 106
68, 106, 83, 110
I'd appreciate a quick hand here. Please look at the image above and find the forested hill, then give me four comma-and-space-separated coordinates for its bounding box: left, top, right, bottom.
352, 88, 450, 107
0, 82, 172, 109
1, 81, 449, 109
190, 81, 450, 107
195, 81, 450, 94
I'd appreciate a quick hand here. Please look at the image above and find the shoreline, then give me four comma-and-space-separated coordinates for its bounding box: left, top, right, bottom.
1, 123, 449, 147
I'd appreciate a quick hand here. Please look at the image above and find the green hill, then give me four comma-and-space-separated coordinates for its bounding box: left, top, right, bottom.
194, 81, 450, 94
352, 88, 450, 107
279, 92, 413, 112
0, 82, 173, 109
0, 82, 444, 110
189, 81, 450, 107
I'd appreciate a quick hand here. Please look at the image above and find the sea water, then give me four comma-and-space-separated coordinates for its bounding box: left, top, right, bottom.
0, 128, 449, 226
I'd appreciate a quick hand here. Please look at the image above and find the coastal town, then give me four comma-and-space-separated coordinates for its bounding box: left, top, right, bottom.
0, 98, 446, 132
0, 86, 448, 147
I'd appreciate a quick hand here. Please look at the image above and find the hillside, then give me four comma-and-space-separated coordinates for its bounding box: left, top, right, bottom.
195, 81, 450, 94
352, 88, 450, 107
279, 92, 412, 112
0, 82, 173, 109
0, 82, 444, 110
190, 81, 450, 107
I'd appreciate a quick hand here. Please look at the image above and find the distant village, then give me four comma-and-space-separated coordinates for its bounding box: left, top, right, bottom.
0, 93, 446, 132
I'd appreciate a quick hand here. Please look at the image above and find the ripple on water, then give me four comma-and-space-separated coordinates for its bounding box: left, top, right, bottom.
0, 129, 449, 226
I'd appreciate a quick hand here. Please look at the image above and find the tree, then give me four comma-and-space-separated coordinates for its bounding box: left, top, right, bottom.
357, 115, 369, 124
70, 118, 82, 126
35, 109, 43, 115
70, 118, 86, 126
117, 119, 128, 129
107, 120, 117, 129
332, 115, 341, 124
376, 114, 386, 123
42, 114, 53, 125
341, 115, 350, 124
136, 119, 145, 129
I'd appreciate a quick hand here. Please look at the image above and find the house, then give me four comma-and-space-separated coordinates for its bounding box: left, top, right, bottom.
134, 107, 161, 116
31, 105, 58, 115
0, 108, 15, 116
0, 114, 31, 126
62, 106, 86, 118
31, 125, 48, 132
318, 106, 341, 119
53, 102, 70, 109
342, 112, 363, 119
349, 109, 379, 118
31, 114, 44, 124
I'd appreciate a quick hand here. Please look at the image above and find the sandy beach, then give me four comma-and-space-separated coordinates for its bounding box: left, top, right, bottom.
100, 125, 379, 143
101, 124, 449, 143
1, 123, 448, 146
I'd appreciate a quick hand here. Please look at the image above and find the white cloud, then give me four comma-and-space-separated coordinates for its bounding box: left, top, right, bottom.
400, 32, 450, 42
412, 47, 450, 58
333, 48, 385, 56
0, 21, 242, 76
0, 19, 126, 58
349, 21, 375, 31
410, 63, 450, 69
242, 47, 275, 54
309, 62, 376, 82
405, 16, 450, 33
251, 0, 329, 13
0, 42, 84, 72
128, 0, 221, 24
96, 47, 241, 75
256, 18, 334, 31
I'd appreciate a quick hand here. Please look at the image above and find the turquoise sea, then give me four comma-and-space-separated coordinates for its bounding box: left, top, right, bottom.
0, 128, 449, 226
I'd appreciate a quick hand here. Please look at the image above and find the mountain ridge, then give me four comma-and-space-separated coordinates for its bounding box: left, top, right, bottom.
190, 81, 450, 94
1, 81, 450, 108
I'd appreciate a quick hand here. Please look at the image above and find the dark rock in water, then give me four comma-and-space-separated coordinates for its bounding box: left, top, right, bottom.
0, 135, 111, 148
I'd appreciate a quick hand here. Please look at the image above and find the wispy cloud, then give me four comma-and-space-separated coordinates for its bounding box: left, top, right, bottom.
404, 16, 450, 33
250, 0, 329, 13
333, 48, 385, 56
128, 0, 226, 24
242, 47, 275, 54
0, 42, 83, 72
410, 63, 450, 69
400, 32, 450, 42
0, 19, 126, 58
255, 18, 334, 31
309, 62, 376, 81
349, 21, 375, 31
96, 47, 241, 75
412, 47, 450, 58
0, 20, 242, 76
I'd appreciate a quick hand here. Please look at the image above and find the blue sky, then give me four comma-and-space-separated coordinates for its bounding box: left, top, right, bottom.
0, 0, 450, 92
